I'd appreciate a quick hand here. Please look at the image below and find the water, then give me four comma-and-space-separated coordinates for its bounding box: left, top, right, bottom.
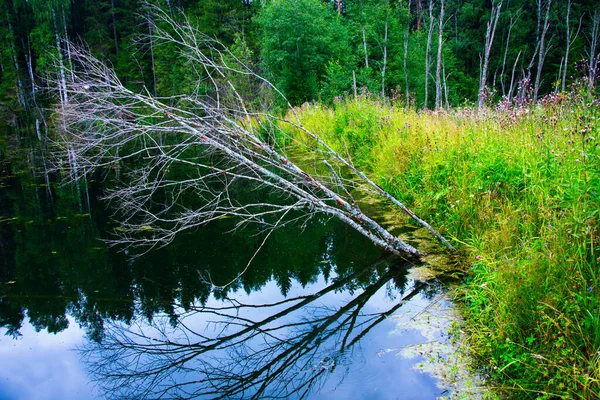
0, 137, 456, 399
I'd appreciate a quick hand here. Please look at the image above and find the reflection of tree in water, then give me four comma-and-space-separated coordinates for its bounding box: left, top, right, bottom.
0, 161, 387, 340
82, 258, 439, 399
0, 140, 445, 399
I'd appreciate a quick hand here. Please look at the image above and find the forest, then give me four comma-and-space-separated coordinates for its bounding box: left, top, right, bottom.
0, 0, 599, 122
1, 0, 600, 399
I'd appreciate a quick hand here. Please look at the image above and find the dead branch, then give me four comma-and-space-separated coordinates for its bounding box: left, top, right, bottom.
53, 4, 452, 258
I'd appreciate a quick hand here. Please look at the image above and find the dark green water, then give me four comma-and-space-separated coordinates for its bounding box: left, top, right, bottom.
0, 137, 449, 399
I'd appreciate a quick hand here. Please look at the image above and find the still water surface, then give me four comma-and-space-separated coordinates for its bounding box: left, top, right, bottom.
0, 139, 451, 399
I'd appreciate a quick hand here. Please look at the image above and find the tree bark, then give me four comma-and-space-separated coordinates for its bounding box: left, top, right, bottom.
588, 8, 600, 91
435, 0, 444, 110
533, 0, 552, 102
508, 51, 520, 103
381, 12, 388, 102
424, 0, 434, 109
478, 0, 502, 108
54, 6, 454, 256
360, 0, 369, 69
500, 10, 520, 97
403, 0, 411, 101
52, 7, 68, 105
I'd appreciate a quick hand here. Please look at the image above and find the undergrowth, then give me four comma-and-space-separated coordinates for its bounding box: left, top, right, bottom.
283, 94, 600, 399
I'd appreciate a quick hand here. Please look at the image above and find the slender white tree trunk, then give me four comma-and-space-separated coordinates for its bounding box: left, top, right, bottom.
562, 0, 573, 92
53, 7, 68, 105
533, 0, 552, 102
435, 0, 445, 109
588, 8, 600, 91
424, 0, 434, 108
508, 50, 521, 101
62, 8, 74, 82
403, 0, 411, 100
500, 11, 520, 96
25, 39, 36, 95
478, 0, 502, 108
381, 13, 388, 102
360, 0, 369, 69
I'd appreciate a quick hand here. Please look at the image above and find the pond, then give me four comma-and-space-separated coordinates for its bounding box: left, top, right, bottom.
0, 137, 471, 399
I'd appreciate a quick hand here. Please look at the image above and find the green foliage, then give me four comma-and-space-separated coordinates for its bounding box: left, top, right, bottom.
283, 96, 600, 398
256, 0, 351, 105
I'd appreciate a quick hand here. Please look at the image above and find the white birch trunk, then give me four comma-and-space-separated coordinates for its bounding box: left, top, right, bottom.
478, 0, 502, 108
424, 0, 434, 109
435, 0, 444, 109
53, 8, 68, 105
403, 0, 411, 100
588, 9, 600, 91
381, 13, 388, 102
533, 0, 552, 102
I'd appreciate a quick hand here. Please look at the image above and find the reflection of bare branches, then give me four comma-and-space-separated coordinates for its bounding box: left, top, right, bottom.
53, 4, 453, 257
80, 259, 427, 399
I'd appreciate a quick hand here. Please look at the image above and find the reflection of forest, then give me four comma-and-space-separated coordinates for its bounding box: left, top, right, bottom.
0, 137, 445, 399
0, 141, 429, 340
82, 258, 434, 399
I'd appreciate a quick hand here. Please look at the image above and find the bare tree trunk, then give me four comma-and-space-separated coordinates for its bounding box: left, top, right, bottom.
424, 0, 434, 109
588, 8, 600, 91
500, 10, 520, 97
443, 59, 449, 108
381, 12, 388, 102
478, 0, 502, 108
561, 2, 583, 92
403, 0, 411, 100
360, 0, 369, 69
62, 8, 75, 82
508, 50, 521, 101
25, 39, 36, 95
435, 0, 445, 110
561, 0, 573, 92
52, 7, 68, 105
54, 8, 454, 258
533, 0, 552, 102
555, 55, 564, 93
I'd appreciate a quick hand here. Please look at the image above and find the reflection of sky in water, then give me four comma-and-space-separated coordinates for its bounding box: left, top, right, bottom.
0, 316, 97, 400
0, 276, 443, 399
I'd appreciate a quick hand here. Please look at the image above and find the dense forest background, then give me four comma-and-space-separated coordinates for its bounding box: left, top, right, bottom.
0, 0, 599, 129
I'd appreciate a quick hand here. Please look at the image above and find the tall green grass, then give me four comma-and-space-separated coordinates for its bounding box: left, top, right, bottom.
283, 95, 600, 398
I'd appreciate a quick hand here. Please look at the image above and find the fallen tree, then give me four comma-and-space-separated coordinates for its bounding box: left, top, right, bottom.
54, 5, 452, 258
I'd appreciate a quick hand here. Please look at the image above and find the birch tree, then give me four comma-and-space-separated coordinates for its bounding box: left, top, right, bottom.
424, 0, 434, 108
381, 2, 389, 101
434, 0, 444, 110
478, 0, 502, 108
360, 0, 370, 69
587, 8, 600, 91
403, 0, 411, 100
54, 6, 453, 260
533, 0, 552, 101
500, 8, 520, 97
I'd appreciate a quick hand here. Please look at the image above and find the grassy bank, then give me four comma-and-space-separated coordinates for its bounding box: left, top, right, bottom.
282, 95, 600, 398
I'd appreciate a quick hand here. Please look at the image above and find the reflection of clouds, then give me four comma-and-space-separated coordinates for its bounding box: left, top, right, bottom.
81, 266, 447, 399
316, 317, 441, 400
0, 316, 97, 400
0, 269, 451, 399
